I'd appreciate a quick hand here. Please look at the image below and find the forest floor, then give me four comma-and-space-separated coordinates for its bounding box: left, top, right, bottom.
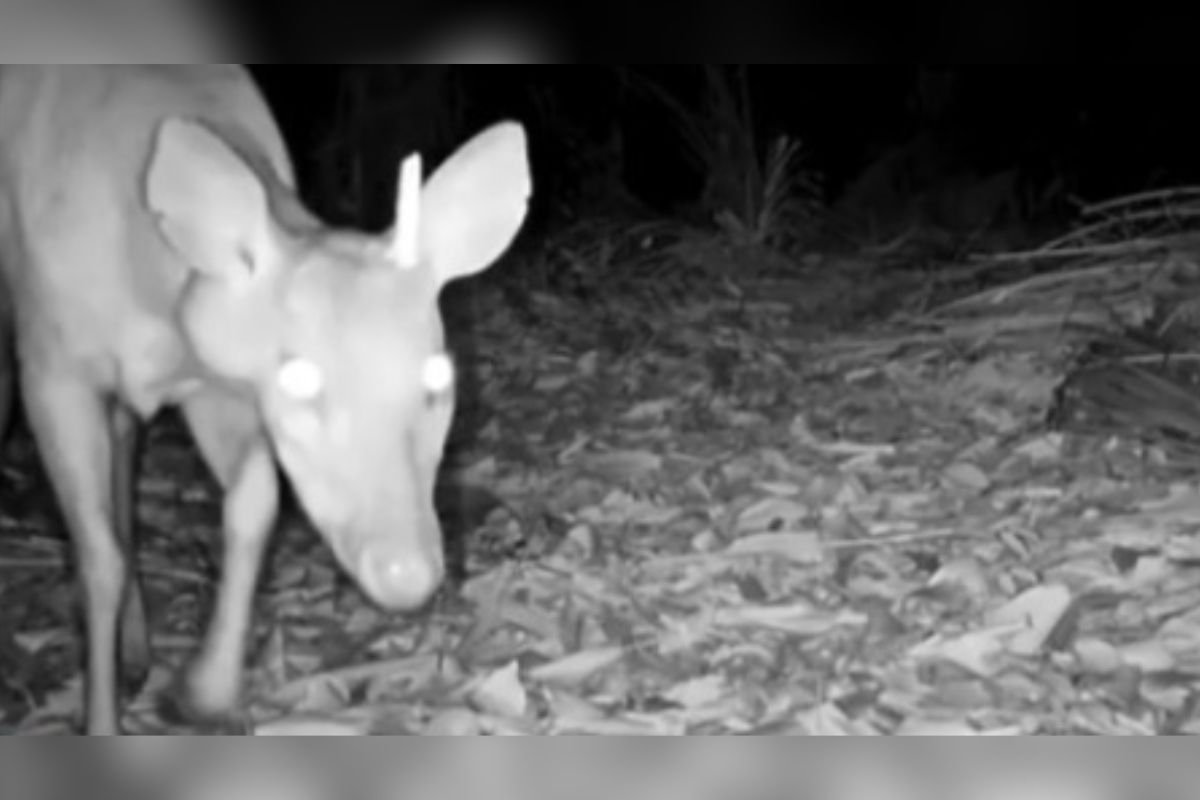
5, 212, 1200, 737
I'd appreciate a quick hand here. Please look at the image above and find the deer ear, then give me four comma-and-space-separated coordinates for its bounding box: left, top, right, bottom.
406, 121, 531, 285
146, 118, 273, 281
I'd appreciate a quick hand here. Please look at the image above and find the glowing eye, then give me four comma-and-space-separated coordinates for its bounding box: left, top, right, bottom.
279, 357, 324, 401
422, 353, 454, 394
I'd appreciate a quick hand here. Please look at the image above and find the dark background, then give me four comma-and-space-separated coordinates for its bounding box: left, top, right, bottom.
251, 67, 1200, 230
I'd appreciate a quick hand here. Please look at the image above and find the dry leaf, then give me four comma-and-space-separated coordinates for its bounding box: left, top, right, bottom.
714, 604, 864, 636
661, 674, 728, 709
423, 707, 483, 736
926, 557, 991, 604
579, 450, 663, 481
942, 461, 990, 493
527, 646, 624, 685
726, 531, 824, 565
1072, 637, 1122, 675
1116, 639, 1175, 673
470, 661, 528, 718
621, 398, 676, 423
910, 628, 1007, 677
986, 584, 1073, 656
735, 497, 810, 535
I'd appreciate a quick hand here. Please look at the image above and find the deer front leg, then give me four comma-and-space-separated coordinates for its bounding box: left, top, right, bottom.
169, 387, 279, 725
20, 364, 128, 735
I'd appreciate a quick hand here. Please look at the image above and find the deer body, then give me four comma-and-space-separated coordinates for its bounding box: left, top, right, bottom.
0, 65, 530, 734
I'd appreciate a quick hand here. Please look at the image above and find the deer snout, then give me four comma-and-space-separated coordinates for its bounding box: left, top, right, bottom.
357, 539, 444, 610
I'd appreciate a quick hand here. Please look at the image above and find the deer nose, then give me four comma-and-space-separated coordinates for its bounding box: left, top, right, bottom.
358, 542, 444, 610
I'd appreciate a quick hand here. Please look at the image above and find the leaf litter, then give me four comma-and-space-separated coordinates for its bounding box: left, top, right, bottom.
9, 193, 1200, 734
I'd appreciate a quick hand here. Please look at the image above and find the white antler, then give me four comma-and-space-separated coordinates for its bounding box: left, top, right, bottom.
393, 152, 422, 268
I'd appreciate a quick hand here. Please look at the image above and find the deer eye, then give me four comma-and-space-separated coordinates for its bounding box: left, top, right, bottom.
422, 353, 454, 396
278, 356, 325, 401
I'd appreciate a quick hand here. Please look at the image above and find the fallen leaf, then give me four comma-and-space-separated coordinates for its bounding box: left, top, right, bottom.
1115, 639, 1175, 673
266, 660, 355, 711
470, 661, 528, 718
527, 646, 624, 686
661, 674, 728, 709
1156, 610, 1200, 673
12, 628, 68, 654
986, 584, 1073, 656
726, 531, 824, 565
577, 350, 600, 376
926, 557, 991, 604
621, 398, 676, 423
714, 604, 865, 636
910, 628, 1008, 677
579, 450, 663, 482
423, 707, 483, 736
794, 701, 877, 735
1013, 434, 1062, 463
1073, 637, 1122, 675
943, 461, 991, 493
735, 497, 810, 535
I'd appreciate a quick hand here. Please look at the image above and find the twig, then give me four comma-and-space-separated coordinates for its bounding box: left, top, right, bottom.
927, 258, 1163, 318
1045, 209, 1200, 251
1083, 186, 1200, 217
824, 528, 965, 549
977, 237, 1186, 263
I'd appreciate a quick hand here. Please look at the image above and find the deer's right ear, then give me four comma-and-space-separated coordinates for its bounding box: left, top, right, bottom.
146, 118, 273, 282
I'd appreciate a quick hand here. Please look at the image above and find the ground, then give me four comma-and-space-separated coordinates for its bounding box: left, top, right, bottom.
5, 214, 1200, 736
